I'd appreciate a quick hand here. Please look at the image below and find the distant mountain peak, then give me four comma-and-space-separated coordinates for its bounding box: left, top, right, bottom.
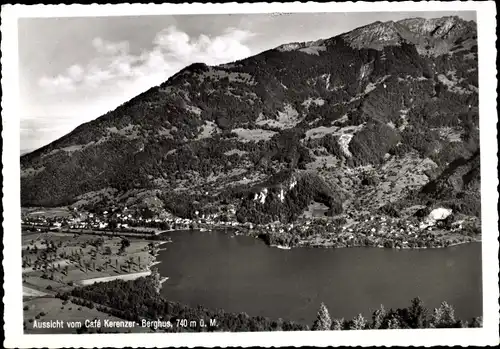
341, 20, 404, 50
397, 16, 476, 40
341, 16, 476, 51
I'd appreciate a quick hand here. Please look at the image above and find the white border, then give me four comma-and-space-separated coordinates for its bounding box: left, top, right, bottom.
2, 2, 498, 347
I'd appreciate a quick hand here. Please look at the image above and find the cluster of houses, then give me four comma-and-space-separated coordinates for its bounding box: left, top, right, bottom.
21, 205, 245, 233
21, 203, 329, 238
294, 208, 477, 248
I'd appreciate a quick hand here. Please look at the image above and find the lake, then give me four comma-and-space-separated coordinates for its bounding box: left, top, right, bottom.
157, 230, 482, 325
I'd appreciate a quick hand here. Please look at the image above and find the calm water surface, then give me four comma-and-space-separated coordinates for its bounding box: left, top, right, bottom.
157, 230, 482, 324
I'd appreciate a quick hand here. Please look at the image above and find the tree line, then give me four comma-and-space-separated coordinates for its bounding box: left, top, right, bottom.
311, 298, 482, 330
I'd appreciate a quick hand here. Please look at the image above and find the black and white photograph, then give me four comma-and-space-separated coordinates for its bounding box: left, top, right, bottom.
2, 1, 498, 347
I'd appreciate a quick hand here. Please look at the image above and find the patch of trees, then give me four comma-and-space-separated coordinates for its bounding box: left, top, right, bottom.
398, 125, 441, 159
119, 239, 130, 254
69, 297, 95, 310
312, 297, 482, 330
374, 43, 431, 78
305, 100, 348, 126
159, 191, 220, 219
258, 232, 300, 248
320, 134, 345, 159
444, 193, 481, 218
162, 138, 253, 179
159, 192, 199, 219
411, 92, 478, 130
260, 129, 312, 170
361, 174, 379, 186
414, 206, 431, 218
418, 151, 480, 217
349, 120, 400, 166
378, 203, 401, 218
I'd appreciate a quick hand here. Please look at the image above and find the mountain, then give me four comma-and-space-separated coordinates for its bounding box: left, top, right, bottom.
21, 16, 479, 224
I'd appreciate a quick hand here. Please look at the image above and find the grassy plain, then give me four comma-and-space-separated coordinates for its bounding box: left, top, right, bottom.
22, 231, 159, 290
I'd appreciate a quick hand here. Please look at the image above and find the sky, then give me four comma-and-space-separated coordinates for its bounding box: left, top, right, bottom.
18, 11, 476, 151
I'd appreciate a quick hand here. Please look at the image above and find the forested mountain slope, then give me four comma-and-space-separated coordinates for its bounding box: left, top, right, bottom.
21, 16, 479, 224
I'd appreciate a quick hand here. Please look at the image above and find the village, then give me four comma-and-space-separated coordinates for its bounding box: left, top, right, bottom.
21, 205, 244, 234
291, 210, 481, 249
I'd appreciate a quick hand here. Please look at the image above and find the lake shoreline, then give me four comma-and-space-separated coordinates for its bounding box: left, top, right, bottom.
188, 226, 482, 251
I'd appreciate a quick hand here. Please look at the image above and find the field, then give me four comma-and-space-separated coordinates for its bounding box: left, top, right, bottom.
21, 207, 73, 218
21, 230, 164, 294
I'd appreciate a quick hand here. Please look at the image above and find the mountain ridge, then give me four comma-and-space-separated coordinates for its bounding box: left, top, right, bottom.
21, 16, 479, 225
